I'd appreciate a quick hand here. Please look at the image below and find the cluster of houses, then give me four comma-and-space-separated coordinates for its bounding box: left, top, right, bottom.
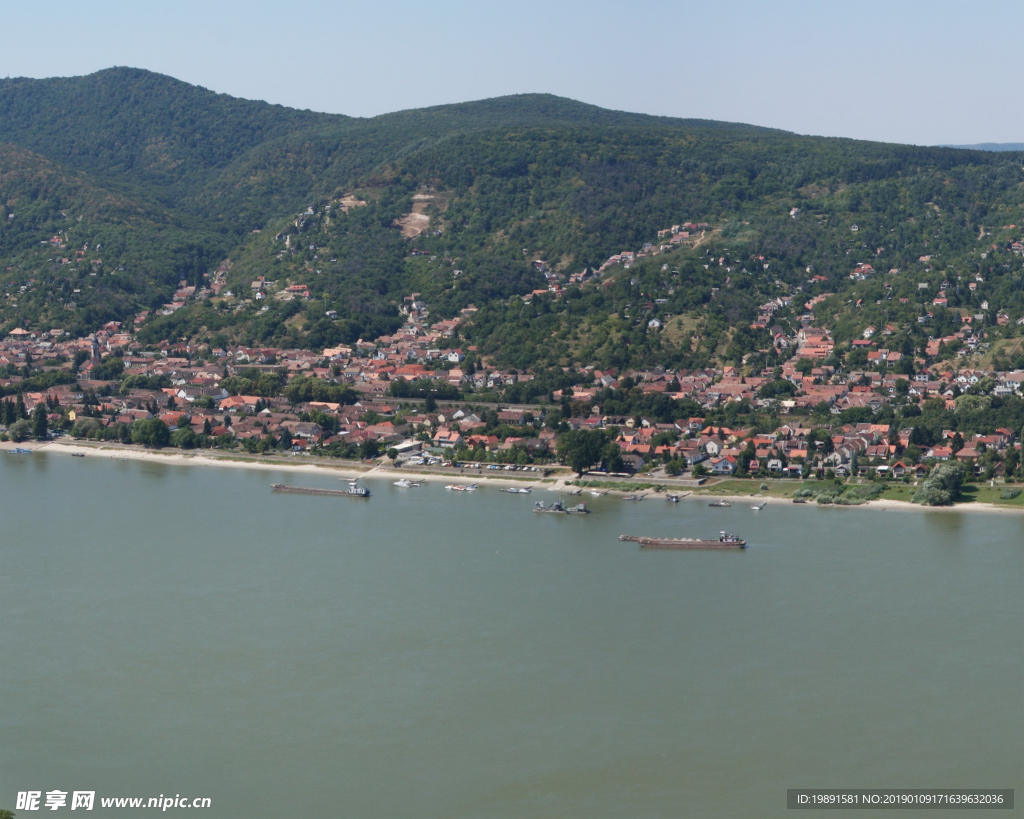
596, 221, 710, 274
593, 417, 1019, 479
518, 220, 712, 303
3, 264, 1024, 476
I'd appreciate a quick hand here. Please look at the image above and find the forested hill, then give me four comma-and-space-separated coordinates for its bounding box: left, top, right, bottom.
0, 69, 778, 216
1, 68, 1022, 370
0, 68, 339, 196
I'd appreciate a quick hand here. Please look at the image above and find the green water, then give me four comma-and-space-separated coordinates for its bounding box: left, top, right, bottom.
1, 453, 1022, 817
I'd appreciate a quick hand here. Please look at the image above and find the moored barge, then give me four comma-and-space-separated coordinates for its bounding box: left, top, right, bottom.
534, 499, 590, 514
619, 531, 746, 549
271, 481, 370, 498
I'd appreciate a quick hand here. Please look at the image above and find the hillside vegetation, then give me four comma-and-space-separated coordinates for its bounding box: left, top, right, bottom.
1, 68, 1022, 370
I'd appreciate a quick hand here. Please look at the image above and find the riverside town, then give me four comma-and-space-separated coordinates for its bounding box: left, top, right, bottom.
3, 8, 1024, 817
4, 264, 1024, 508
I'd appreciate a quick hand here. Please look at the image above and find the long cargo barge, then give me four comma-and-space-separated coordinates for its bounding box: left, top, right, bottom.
619, 532, 745, 550
271, 482, 370, 498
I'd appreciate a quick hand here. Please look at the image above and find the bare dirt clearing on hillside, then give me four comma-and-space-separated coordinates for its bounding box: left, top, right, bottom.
396, 207, 431, 238
395, 193, 445, 239
337, 194, 367, 212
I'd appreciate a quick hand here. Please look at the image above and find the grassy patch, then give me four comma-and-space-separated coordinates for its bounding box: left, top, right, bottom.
978, 337, 1023, 370
574, 479, 659, 491
879, 484, 917, 502
697, 478, 800, 497
959, 484, 1024, 507
662, 314, 701, 348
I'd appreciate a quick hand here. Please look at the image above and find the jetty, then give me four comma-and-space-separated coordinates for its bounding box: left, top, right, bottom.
619, 532, 746, 550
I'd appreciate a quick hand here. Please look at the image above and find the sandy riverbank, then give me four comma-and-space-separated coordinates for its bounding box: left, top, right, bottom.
28, 440, 564, 491
14, 440, 1024, 513
673, 490, 1024, 515
569, 479, 1024, 515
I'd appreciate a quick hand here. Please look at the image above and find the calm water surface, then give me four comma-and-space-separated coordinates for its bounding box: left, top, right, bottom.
1, 453, 1022, 818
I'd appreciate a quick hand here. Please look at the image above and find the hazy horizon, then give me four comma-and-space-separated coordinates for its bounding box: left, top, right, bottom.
4, 65, 1020, 152
1, 0, 1020, 147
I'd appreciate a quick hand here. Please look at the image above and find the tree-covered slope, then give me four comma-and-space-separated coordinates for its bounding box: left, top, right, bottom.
0, 67, 339, 198
0, 69, 782, 230
0, 141, 229, 334
1, 67, 1022, 370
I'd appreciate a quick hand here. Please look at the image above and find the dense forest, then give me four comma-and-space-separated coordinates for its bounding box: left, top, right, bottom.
1, 68, 1022, 370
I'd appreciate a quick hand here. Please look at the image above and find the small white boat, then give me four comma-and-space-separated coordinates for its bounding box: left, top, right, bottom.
590, 490, 608, 497
752, 501, 768, 511
501, 487, 531, 494
445, 483, 477, 491
345, 480, 370, 497
394, 479, 422, 488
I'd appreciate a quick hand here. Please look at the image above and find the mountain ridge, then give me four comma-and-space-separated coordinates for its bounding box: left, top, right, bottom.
1, 67, 1022, 373
939, 143, 1024, 152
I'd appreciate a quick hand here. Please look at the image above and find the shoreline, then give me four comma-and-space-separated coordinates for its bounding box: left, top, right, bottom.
674, 492, 1024, 515
13, 440, 1024, 514
26, 440, 561, 491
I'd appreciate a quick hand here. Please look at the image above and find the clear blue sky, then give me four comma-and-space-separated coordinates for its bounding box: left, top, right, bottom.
1, 0, 1019, 145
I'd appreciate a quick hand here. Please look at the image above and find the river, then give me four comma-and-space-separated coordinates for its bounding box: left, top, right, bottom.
1, 452, 1022, 817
